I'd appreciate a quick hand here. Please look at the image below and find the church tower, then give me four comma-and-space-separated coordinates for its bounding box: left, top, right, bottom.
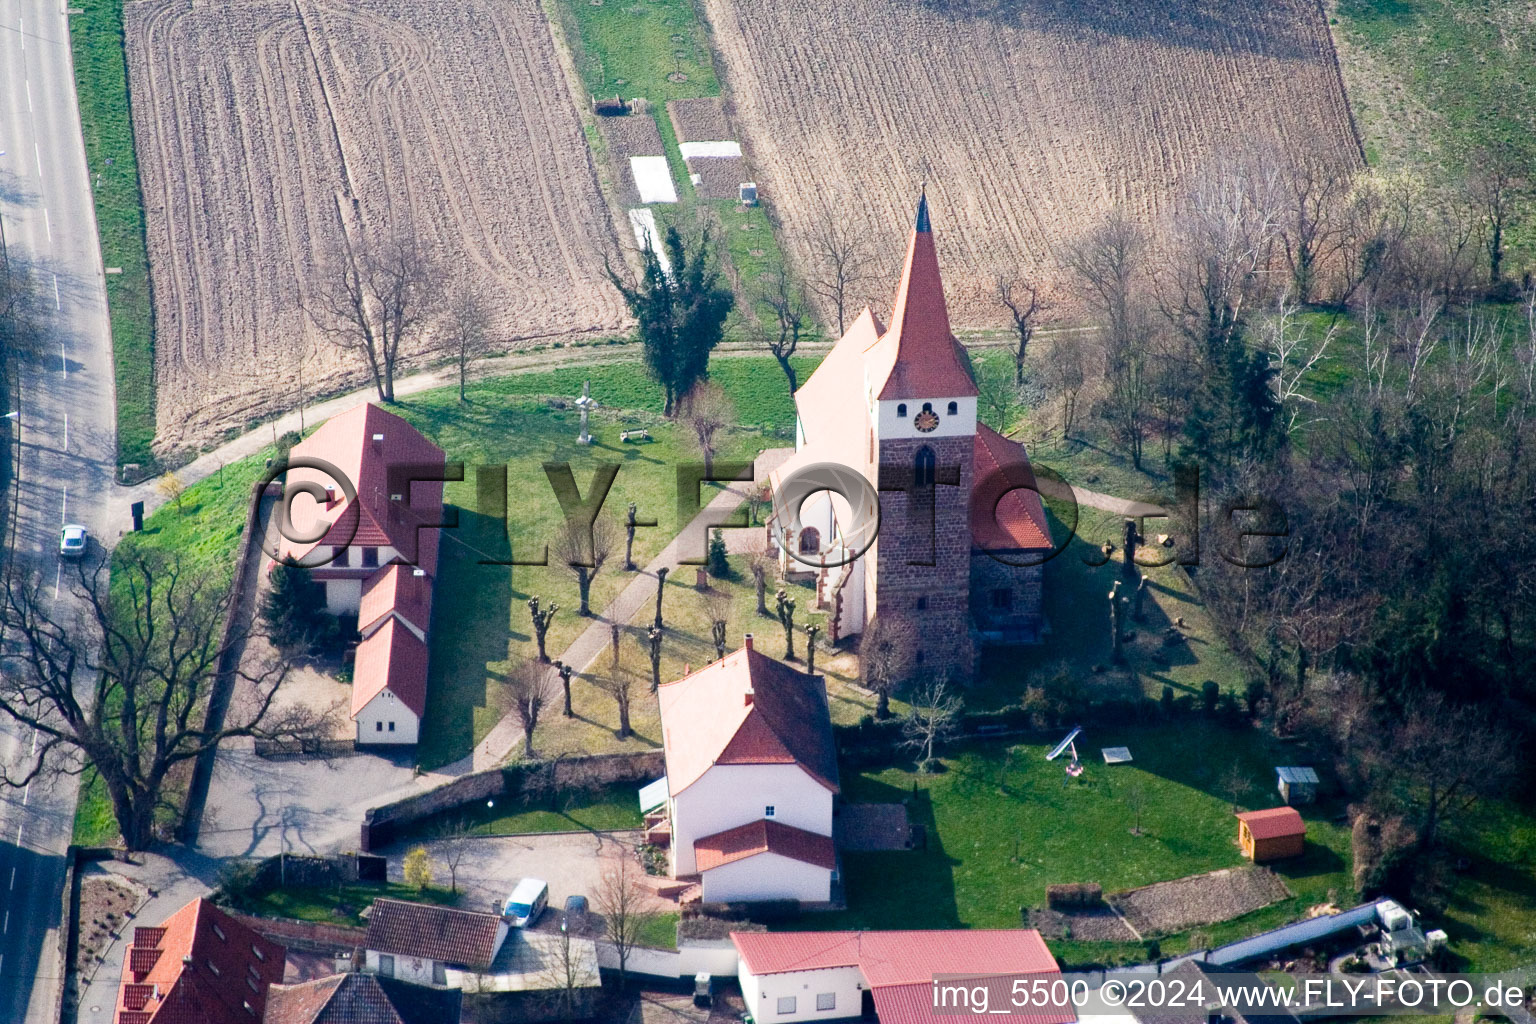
863, 195, 979, 680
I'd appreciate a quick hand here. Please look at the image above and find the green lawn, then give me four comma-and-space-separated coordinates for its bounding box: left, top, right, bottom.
231, 882, 460, 928
637, 911, 680, 951
401, 782, 645, 841
798, 726, 1354, 966
68, 0, 156, 470
72, 769, 119, 847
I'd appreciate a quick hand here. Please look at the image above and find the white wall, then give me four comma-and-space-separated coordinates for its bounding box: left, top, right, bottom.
740, 965, 865, 1023
875, 396, 977, 440
671, 764, 833, 876
365, 948, 444, 987
324, 578, 364, 615
354, 691, 420, 745
701, 852, 830, 903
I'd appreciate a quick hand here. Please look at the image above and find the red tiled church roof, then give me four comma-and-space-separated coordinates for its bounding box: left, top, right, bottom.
657, 639, 839, 796
864, 195, 979, 401
695, 819, 836, 872
972, 424, 1052, 551
116, 898, 286, 1024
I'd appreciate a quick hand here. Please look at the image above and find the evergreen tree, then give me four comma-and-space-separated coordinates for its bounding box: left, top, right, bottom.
262, 561, 328, 652
605, 227, 734, 416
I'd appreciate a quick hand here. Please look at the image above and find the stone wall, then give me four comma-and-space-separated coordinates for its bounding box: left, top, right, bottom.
970, 553, 1044, 643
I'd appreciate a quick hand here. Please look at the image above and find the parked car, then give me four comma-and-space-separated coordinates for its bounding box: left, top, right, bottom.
503, 878, 548, 928
59, 524, 88, 559
560, 894, 587, 933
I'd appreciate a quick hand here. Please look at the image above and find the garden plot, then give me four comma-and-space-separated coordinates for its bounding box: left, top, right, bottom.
669, 100, 746, 200
124, 0, 626, 453
699, 0, 1362, 325
599, 113, 667, 205
1109, 866, 1292, 937
628, 209, 673, 274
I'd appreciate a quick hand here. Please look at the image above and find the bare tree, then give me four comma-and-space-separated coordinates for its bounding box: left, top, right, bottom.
444, 280, 491, 402
1038, 331, 1087, 439
593, 853, 658, 988
1125, 783, 1148, 836
757, 268, 809, 393
0, 552, 325, 850
680, 380, 734, 477
861, 615, 914, 720
748, 551, 772, 617
1257, 295, 1338, 439
996, 274, 1045, 386
902, 676, 963, 771
432, 818, 474, 894
596, 665, 637, 740
1465, 143, 1530, 286
307, 230, 439, 402
1276, 152, 1351, 304
806, 196, 871, 335
552, 516, 617, 617
705, 591, 731, 661
502, 659, 557, 758
1220, 760, 1249, 813
0, 254, 47, 370
528, 597, 558, 662
536, 915, 596, 1021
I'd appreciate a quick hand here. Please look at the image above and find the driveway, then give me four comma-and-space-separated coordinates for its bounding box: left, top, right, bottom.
378, 830, 673, 921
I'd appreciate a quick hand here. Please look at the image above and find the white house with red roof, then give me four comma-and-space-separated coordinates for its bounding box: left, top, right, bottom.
276, 403, 444, 745
731, 928, 1071, 1024
769, 196, 1052, 679
655, 635, 839, 903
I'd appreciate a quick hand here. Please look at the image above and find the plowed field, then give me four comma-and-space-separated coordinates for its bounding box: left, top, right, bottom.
701, 0, 1362, 324
125, 0, 627, 452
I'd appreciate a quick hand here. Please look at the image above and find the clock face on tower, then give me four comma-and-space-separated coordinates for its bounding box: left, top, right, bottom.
914, 408, 940, 432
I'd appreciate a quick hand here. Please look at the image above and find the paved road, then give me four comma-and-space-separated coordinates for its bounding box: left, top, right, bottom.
0, 0, 118, 1016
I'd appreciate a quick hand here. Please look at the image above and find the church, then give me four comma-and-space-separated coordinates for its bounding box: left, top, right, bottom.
768, 196, 1052, 682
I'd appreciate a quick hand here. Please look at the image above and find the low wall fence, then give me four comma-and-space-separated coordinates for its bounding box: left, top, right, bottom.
360, 749, 665, 852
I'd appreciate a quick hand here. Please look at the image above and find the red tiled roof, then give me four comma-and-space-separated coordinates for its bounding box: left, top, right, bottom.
971, 425, 1052, 551
116, 898, 286, 1024
875, 980, 1075, 1024
1237, 807, 1306, 840
732, 929, 1061, 989
280, 404, 445, 575
264, 972, 463, 1024
657, 643, 839, 796
364, 899, 506, 972
865, 197, 979, 402
359, 564, 433, 638
351, 617, 430, 719
695, 819, 836, 872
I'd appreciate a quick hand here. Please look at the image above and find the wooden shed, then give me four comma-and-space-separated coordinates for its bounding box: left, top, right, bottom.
1276, 766, 1319, 805
1236, 807, 1305, 862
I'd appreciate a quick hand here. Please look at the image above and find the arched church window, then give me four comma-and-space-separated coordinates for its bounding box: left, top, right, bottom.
897, 403, 907, 418
947, 401, 958, 416
914, 446, 936, 487
799, 527, 821, 555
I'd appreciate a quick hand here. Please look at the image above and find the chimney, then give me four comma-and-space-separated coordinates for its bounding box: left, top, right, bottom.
325, 485, 337, 508
412, 567, 426, 599
371, 432, 385, 452
743, 633, 753, 652
744, 686, 754, 707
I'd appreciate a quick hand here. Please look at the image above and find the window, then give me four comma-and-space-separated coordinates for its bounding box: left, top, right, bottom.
817, 993, 837, 1011
914, 446, 935, 487
244, 1001, 255, 1016
361, 547, 379, 568
212, 924, 226, 941
333, 545, 350, 567
206, 960, 221, 977
916, 596, 927, 611
798, 527, 821, 554
252, 946, 265, 962
433, 961, 447, 986
777, 997, 797, 1015
991, 588, 1013, 610
379, 954, 395, 978
247, 976, 258, 993
388, 721, 396, 732
947, 401, 958, 416
896, 403, 907, 418
376, 721, 383, 732
765, 805, 775, 817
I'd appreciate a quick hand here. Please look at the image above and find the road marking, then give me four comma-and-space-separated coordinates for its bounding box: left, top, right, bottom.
8, 867, 14, 890
24, 79, 31, 112
63, 412, 68, 451
52, 273, 60, 310
54, 562, 61, 600
3, 911, 9, 933
43, 207, 51, 241
61, 486, 67, 522
34, 142, 41, 176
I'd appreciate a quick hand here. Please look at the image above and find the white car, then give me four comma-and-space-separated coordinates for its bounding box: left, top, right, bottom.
59, 524, 88, 559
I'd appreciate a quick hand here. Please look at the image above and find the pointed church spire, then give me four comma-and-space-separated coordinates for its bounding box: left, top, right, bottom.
870, 190, 978, 400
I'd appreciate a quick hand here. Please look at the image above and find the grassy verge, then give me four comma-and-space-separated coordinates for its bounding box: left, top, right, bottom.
400, 782, 645, 841
72, 769, 118, 847
637, 911, 679, 951
68, 0, 156, 470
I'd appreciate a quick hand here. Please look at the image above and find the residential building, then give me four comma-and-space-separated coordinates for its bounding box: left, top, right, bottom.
731, 928, 1070, 1024
654, 634, 839, 903
276, 402, 445, 745
362, 899, 510, 988
114, 897, 286, 1024
767, 194, 1052, 681
264, 972, 462, 1024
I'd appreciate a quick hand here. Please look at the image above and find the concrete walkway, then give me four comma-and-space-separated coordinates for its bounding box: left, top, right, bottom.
461, 450, 791, 772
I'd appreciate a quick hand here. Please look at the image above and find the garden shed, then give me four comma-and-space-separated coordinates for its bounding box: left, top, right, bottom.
1276, 766, 1319, 805
1236, 807, 1306, 863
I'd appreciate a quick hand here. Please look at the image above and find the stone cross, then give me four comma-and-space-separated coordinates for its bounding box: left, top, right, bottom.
574, 379, 598, 445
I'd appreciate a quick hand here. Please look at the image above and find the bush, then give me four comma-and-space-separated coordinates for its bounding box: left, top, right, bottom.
403, 846, 433, 891
1244, 679, 1265, 716
1161, 685, 1175, 716
1201, 680, 1220, 714
707, 529, 730, 579
262, 562, 333, 654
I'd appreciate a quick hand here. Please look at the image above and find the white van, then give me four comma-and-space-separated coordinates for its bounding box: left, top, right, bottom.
503, 877, 549, 928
